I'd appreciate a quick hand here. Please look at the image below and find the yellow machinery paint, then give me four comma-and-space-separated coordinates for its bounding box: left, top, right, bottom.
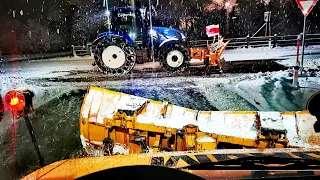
23, 148, 320, 179
22, 87, 320, 179
80, 86, 320, 156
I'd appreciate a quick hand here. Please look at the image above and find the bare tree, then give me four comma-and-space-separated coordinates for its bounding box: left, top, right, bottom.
19, 19, 62, 53
67, 0, 103, 45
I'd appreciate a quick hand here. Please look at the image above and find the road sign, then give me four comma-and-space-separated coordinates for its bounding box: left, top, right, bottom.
295, 0, 318, 74
264, 11, 271, 22
296, 0, 318, 16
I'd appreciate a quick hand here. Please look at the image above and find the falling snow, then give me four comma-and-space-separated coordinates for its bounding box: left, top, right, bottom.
0, 0, 320, 178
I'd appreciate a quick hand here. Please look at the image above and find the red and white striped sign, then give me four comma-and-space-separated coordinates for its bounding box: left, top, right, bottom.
296, 0, 318, 16
206, 24, 219, 37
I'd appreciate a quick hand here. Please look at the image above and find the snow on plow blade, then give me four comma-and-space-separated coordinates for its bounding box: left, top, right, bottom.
80, 86, 320, 156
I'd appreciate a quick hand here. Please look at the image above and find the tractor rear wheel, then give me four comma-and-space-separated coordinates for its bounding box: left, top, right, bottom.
161, 44, 189, 72
94, 38, 136, 76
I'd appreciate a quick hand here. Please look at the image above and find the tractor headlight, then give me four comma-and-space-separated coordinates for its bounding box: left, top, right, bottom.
105, 10, 111, 16
149, 29, 157, 37
129, 32, 136, 40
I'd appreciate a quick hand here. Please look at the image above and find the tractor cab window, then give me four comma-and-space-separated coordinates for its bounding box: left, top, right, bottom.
109, 10, 144, 35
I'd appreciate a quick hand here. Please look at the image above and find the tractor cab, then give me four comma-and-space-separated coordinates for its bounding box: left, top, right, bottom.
99, 7, 184, 46
100, 7, 147, 45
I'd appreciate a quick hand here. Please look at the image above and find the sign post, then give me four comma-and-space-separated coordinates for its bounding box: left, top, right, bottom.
264, 11, 271, 22
264, 11, 272, 48
295, 0, 318, 74
293, 34, 302, 87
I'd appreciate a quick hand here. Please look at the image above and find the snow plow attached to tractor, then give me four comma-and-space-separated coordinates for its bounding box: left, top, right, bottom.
80, 86, 320, 156
189, 39, 229, 72
91, 7, 229, 75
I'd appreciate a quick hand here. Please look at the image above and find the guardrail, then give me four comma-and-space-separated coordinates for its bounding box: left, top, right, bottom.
191, 33, 320, 49
73, 34, 320, 56
72, 44, 92, 56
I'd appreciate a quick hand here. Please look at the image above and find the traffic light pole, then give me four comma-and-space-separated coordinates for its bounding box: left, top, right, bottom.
24, 115, 44, 167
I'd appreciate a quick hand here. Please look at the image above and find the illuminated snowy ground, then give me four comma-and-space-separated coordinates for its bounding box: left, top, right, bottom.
0, 51, 319, 179
222, 45, 320, 62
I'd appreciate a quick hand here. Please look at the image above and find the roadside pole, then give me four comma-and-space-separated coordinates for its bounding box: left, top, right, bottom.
24, 115, 44, 167
268, 12, 272, 48
300, 15, 306, 74
293, 34, 301, 87
295, 0, 318, 74
148, 0, 155, 63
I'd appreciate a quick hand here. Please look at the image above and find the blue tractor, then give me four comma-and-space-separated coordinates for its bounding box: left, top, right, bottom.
92, 7, 190, 75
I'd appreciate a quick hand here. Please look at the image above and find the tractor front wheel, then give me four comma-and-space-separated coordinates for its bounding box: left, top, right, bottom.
161, 44, 189, 72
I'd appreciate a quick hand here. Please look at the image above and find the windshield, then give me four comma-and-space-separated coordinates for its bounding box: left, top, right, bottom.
107, 9, 144, 34
1, 0, 320, 180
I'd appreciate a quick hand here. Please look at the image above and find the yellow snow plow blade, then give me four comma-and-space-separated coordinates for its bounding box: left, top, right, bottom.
80, 86, 320, 156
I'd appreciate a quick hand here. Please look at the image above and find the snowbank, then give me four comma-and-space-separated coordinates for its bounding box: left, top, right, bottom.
277, 57, 320, 69
222, 45, 320, 61
233, 70, 320, 111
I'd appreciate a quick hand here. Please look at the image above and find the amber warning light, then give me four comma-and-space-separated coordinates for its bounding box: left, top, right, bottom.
5, 90, 26, 113
10, 97, 19, 106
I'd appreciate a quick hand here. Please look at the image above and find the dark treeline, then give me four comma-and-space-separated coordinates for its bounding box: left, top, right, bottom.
0, 0, 319, 55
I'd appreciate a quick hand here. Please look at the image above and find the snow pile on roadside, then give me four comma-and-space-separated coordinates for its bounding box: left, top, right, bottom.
222, 45, 320, 61
232, 45, 320, 52
227, 45, 320, 53
192, 76, 259, 111
233, 70, 320, 111
277, 57, 320, 70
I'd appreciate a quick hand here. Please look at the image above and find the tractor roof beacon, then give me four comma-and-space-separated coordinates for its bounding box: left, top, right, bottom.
92, 7, 189, 76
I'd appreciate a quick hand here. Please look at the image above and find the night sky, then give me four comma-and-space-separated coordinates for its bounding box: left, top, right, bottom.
0, 0, 319, 55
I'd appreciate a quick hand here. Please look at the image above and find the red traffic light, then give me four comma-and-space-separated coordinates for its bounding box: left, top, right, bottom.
5, 90, 26, 113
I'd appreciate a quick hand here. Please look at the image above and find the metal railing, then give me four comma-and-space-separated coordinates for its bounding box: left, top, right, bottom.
72, 34, 320, 56
190, 33, 320, 49
72, 44, 92, 56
